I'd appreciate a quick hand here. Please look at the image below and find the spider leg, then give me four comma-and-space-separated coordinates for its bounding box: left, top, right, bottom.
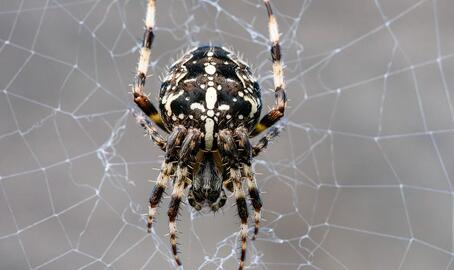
252, 125, 281, 157
132, 0, 167, 132
233, 170, 248, 270
132, 110, 166, 151
167, 128, 202, 266
167, 173, 185, 266
147, 125, 187, 232
235, 127, 262, 240
218, 129, 248, 270
251, 0, 287, 137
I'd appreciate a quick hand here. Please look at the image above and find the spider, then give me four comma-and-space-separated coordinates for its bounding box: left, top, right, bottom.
130, 1, 286, 269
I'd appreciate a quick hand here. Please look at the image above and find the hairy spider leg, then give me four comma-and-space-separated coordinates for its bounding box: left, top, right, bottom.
218, 129, 249, 270
133, 110, 167, 151
168, 128, 203, 266
242, 166, 261, 240
132, 0, 167, 131
252, 125, 282, 157
147, 126, 187, 232
251, 0, 287, 137
235, 127, 262, 240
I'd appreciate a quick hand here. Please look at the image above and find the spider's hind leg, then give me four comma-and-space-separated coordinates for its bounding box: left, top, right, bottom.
131, 0, 167, 132
251, 0, 287, 137
132, 110, 167, 151
252, 125, 282, 157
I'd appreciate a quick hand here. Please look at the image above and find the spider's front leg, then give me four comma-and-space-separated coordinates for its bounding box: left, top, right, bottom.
147, 125, 187, 232
218, 129, 249, 270
167, 128, 202, 266
235, 127, 263, 240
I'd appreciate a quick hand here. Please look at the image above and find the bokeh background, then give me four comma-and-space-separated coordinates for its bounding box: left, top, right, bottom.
1, 0, 454, 269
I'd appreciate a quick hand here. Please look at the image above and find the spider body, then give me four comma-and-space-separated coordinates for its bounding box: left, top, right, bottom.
187, 151, 226, 211
130, 1, 286, 269
159, 46, 262, 150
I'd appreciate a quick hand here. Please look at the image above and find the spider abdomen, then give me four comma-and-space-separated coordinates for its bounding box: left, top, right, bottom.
159, 46, 262, 150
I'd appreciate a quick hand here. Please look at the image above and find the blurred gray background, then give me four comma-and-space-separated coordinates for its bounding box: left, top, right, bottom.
1, 0, 454, 269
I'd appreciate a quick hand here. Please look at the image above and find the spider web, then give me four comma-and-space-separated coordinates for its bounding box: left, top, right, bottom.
1, 0, 454, 269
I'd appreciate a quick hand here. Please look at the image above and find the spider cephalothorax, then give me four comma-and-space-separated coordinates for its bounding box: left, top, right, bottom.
131, 1, 286, 269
